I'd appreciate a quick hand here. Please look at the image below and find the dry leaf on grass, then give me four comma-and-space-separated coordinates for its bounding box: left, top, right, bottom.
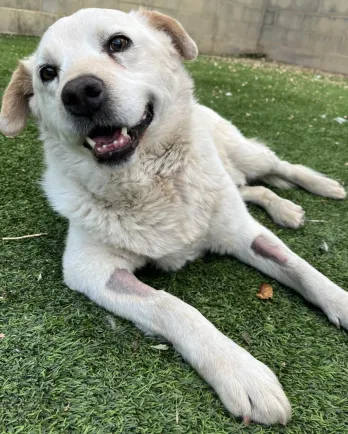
319, 241, 329, 252
241, 331, 251, 345
257, 283, 273, 300
151, 344, 169, 351
105, 315, 116, 331
132, 335, 141, 352
0, 333, 5, 339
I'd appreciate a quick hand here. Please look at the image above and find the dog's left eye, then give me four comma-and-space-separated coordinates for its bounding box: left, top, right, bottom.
108, 35, 131, 53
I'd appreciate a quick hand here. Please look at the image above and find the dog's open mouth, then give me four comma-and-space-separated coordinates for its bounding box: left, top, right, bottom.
83, 103, 154, 164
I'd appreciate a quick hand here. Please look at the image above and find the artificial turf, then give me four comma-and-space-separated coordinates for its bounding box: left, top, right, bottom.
1, 34, 348, 433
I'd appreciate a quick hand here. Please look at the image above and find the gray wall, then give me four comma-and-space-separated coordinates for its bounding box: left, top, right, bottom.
1, 0, 348, 74
259, 0, 348, 74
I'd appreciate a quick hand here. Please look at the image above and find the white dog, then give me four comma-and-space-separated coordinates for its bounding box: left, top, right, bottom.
1, 8, 347, 426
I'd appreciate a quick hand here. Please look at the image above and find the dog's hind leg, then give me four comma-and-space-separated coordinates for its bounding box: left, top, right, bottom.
206, 105, 345, 199
218, 135, 305, 227
223, 133, 346, 199
263, 161, 346, 199
240, 186, 305, 229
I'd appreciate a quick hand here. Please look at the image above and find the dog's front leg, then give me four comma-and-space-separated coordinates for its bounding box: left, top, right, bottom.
63, 225, 291, 425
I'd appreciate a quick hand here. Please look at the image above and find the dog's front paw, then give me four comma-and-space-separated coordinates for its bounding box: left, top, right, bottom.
203, 340, 291, 425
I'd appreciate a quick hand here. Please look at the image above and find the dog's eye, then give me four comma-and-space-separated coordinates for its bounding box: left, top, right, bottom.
108, 36, 131, 53
40, 65, 58, 82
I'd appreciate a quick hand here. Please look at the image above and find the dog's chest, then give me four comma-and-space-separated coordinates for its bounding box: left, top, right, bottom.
93, 171, 216, 257
46, 162, 218, 259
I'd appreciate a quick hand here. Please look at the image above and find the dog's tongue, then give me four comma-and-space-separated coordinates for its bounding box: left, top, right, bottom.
93, 128, 120, 146
88, 127, 132, 158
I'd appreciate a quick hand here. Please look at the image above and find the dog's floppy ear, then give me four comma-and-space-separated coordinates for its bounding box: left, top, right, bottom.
139, 9, 198, 60
0, 58, 33, 137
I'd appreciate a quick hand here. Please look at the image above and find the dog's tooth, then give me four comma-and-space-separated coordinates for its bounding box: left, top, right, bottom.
121, 127, 127, 136
113, 140, 117, 145
85, 137, 96, 148
102, 144, 107, 149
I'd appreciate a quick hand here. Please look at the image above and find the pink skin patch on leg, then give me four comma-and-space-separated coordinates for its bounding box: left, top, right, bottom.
107, 269, 153, 296
251, 235, 288, 264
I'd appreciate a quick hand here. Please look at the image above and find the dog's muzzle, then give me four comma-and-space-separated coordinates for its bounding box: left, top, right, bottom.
83, 102, 154, 165
61, 75, 155, 165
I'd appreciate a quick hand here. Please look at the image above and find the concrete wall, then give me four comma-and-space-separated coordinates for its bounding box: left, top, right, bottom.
0, 0, 266, 54
259, 0, 348, 74
1, 0, 348, 74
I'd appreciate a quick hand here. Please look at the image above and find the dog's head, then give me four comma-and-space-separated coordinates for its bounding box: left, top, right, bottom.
0, 8, 197, 165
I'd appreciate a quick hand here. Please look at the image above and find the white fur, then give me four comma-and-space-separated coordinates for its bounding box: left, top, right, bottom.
1, 8, 347, 426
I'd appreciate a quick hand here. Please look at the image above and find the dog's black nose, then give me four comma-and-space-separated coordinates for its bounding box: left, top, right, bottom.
61, 75, 105, 117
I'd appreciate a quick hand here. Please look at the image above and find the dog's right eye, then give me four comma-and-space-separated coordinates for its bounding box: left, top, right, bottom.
40, 65, 58, 82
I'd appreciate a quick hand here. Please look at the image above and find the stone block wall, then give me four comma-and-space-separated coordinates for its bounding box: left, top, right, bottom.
1, 0, 348, 74
259, 0, 348, 74
0, 0, 266, 55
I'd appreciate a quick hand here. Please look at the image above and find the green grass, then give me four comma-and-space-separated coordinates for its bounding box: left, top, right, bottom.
1, 35, 348, 433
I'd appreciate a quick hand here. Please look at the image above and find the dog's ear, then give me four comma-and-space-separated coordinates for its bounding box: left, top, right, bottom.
139, 9, 198, 60
0, 58, 33, 137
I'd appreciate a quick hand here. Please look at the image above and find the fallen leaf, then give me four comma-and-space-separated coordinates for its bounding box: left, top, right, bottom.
319, 241, 329, 252
241, 331, 251, 345
334, 117, 347, 124
243, 416, 251, 426
0, 333, 5, 339
106, 315, 116, 330
132, 335, 141, 352
151, 344, 169, 351
257, 283, 273, 300
176, 398, 179, 424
